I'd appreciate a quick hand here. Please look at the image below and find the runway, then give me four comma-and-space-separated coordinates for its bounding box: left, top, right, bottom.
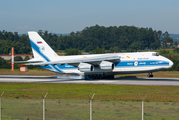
0, 75, 179, 86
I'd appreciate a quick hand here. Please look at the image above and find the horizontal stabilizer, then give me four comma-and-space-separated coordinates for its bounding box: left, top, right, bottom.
14, 60, 43, 64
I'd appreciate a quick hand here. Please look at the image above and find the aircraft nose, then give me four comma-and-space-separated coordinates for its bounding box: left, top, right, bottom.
169, 60, 174, 67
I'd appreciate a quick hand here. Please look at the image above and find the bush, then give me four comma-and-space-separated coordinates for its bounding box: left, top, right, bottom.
65, 48, 81, 55
0, 59, 11, 69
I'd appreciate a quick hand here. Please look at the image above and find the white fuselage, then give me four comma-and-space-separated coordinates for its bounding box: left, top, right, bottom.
40, 52, 173, 76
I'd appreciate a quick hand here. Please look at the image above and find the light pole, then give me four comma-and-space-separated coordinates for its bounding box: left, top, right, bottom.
11, 47, 14, 71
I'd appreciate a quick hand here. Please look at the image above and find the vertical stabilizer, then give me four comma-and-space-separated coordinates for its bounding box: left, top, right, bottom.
28, 31, 58, 62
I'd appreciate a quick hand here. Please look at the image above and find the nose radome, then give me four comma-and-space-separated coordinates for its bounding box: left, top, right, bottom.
169, 60, 174, 67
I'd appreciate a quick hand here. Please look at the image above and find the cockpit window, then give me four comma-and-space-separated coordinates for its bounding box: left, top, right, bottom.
152, 53, 159, 56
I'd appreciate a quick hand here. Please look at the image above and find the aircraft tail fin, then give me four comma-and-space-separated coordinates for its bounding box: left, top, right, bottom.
28, 31, 58, 62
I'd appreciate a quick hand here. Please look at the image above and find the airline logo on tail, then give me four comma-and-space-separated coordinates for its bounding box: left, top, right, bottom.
40, 46, 45, 52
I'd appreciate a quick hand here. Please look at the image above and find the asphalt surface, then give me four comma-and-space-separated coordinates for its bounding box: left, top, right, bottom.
0, 75, 179, 86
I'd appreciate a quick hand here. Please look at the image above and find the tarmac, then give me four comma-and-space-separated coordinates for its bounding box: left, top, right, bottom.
0, 75, 179, 86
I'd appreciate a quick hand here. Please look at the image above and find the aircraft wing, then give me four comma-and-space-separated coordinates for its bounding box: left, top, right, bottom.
25, 54, 120, 66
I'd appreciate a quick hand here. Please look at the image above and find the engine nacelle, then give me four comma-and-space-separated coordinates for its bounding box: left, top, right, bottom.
78, 63, 94, 72
99, 61, 115, 70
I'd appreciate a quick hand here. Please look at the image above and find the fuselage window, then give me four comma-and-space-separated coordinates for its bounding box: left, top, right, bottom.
152, 53, 159, 56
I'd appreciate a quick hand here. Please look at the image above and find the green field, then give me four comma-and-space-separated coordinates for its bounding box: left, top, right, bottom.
0, 70, 179, 102
0, 82, 179, 102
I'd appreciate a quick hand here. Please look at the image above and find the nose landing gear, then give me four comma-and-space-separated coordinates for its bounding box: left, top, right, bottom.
147, 72, 153, 78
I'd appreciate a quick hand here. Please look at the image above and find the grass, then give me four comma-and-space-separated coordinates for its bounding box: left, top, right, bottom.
2, 99, 179, 120
1, 83, 179, 102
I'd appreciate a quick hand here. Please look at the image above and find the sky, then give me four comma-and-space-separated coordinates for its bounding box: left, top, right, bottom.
0, 0, 179, 34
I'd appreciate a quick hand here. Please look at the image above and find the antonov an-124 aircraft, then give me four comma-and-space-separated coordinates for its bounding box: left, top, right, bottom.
16, 31, 174, 79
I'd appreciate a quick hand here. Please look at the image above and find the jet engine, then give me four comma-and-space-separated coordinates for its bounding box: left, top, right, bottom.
78, 63, 94, 72
99, 61, 115, 70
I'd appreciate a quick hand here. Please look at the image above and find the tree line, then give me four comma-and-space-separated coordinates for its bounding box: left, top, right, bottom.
1, 25, 179, 71
0, 30, 31, 54
42, 25, 173, 52
159, 48, 179, 71
0, 25, 174, 55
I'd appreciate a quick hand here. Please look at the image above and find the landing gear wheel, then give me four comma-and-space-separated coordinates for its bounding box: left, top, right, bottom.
105, 75, 114, 79
85, 75, 89, 80
85, 74, 104, 80
110, 75, 114, 79
147, 73, 153, 78
99, 75, 103, 79
85, 75, 92, 80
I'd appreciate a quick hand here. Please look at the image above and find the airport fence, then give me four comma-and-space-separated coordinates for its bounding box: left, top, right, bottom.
1, 97, 179, 120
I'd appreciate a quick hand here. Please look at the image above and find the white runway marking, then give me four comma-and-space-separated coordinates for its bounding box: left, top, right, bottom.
0, 75, 179, 86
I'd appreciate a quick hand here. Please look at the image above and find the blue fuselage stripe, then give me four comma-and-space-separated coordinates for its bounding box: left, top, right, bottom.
38, 60, 169, 72
115, 60, 169, 68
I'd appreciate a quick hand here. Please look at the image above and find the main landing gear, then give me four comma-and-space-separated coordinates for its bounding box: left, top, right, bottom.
147, 72, 153, 78
84, 74, 114, 80
85, 74, 103, 80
